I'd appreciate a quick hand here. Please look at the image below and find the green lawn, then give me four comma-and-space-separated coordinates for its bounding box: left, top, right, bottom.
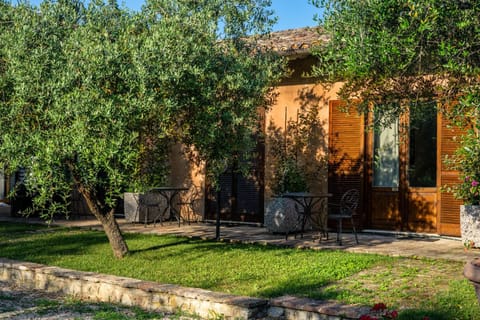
0, 222, 479, 320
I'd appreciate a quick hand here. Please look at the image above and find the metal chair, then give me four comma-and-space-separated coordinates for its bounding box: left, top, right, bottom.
139, 192, 166, 227
177, 186, 201, 224
328, 189, 360, 245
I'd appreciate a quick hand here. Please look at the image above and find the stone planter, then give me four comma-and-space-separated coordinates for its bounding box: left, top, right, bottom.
264, 197, 310, 233
124, 192, 165, 223
460, 205, 480, 247
124, 192, 144, 223
0, 202, 11, 216
464, 258, 480, 306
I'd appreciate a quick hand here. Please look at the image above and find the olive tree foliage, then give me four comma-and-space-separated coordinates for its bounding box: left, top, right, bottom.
310, 0, 480, 125
0, 0, 283, 258
138, 0, 284, 181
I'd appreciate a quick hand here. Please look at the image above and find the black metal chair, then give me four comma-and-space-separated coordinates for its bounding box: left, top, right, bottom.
177, 186, 201, 224
328, 189, 360, 245
139, 192, 166, 227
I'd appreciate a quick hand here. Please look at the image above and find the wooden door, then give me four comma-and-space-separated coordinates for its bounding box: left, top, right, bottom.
366, 111, 402, 230
367, 104, 438, 232
404, 104, 438, 232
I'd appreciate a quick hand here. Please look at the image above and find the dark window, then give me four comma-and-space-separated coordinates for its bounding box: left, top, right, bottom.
408, 103, 437, 187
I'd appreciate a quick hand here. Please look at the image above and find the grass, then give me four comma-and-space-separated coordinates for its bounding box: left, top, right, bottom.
0, 221, 479, 319
0, 292, 192, 319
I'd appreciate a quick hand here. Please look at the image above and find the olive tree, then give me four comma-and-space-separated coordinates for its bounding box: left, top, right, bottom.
0, 0, 283, 258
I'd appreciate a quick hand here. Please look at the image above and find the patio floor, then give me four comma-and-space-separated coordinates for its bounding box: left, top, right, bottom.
1, 214, 477, 262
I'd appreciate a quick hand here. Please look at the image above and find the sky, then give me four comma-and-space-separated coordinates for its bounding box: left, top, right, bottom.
268, 0, 320, 31
24, 0, 321, 32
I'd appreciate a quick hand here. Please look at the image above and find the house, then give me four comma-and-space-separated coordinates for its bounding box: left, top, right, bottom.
199, 27, 463, 237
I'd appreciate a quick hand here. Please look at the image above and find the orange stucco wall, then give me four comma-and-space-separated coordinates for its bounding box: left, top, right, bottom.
169, 144, 206, 221
264, 77, 342, 200
168, 56, 343, 221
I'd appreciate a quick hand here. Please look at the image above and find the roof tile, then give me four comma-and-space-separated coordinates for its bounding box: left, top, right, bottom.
256, 27, 328, 56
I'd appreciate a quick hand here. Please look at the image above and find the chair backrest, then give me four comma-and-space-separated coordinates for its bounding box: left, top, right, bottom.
188, 186, 201, 203
179, 185, 202, 207
340, 189, 360, 216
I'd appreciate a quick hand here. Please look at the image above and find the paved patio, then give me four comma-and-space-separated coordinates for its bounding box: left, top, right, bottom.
1, 214, 477, 262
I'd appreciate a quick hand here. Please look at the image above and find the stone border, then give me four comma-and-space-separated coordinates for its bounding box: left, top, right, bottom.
0, 258, 367, 319
270, 296, 369, 319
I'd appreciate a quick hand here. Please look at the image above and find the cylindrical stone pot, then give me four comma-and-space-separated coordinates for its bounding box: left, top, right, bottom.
264, 197, 314, 234
460, 205, 480, 247
464, 258, 480, 306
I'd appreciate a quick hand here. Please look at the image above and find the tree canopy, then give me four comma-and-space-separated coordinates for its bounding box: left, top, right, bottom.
0, 0, 284, 258
310, 0, 480, 202
311, 0, 480, 120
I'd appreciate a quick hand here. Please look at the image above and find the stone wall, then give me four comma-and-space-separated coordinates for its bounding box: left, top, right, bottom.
0, 258, 367, 319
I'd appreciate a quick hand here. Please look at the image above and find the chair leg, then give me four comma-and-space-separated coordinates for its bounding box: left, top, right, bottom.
286, 214, 302, 240
337, 218, 343, 245
321, 214, 328, 240
351, 217, 359, 244
144, 207, 148, 228
187, 207, 192, 225
154, 206, 166, 228
300, 215, 307, 239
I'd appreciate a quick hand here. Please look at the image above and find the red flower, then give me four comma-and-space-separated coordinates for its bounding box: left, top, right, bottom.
359, 315, 376, 320
371, 303, 387, 311
387, 310, 399, 318
422, 317, 430, 320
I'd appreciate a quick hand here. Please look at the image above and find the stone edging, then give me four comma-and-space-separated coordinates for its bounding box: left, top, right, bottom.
0, 258, 367, 319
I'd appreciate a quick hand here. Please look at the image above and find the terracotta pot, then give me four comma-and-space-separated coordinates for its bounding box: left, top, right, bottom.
464, 258, 480, 305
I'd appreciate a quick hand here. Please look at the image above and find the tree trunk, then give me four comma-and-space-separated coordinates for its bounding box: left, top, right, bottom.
77, 186, 129, 258
99, 209, 129, 259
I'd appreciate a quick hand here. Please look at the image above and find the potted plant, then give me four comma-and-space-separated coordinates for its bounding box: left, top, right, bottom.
264, 157, 309, 233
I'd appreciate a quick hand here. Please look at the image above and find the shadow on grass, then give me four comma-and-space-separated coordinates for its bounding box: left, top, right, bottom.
128, 238, 192, 254
0, 221, 50, 233
0, 226, 109, 264
0, 222, 54, 242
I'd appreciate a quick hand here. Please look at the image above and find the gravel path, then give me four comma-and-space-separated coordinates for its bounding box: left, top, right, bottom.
0, 281, 195, 320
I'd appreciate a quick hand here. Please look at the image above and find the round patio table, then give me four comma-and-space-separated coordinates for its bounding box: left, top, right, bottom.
279, 192, 332, 240
149, 187, 189, 226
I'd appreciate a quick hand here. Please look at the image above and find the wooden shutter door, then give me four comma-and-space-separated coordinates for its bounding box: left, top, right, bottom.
438, 116, 463, 236
328, 100, 365, 221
